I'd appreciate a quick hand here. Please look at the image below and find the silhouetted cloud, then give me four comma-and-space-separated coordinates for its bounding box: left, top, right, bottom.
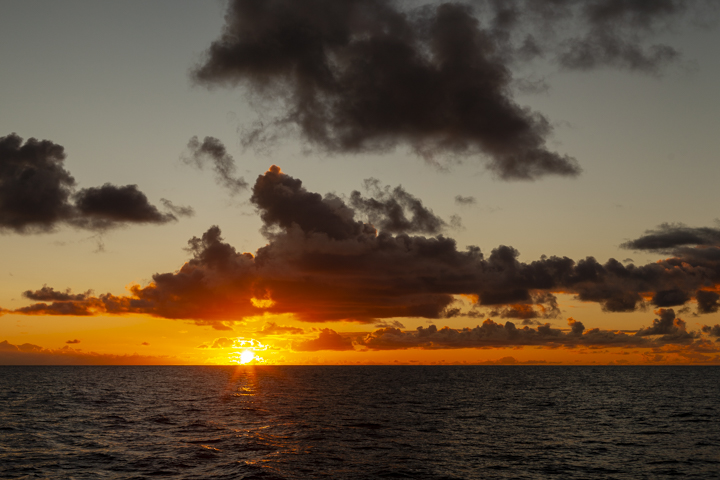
697, 290, 720, 314
702, 324, 720, 338
622, 222, 720, 252
183, 136, 248, 195
192, 1, 712, 180
293, 329, 354, 351
350, 179, 446, 234
9, 166, 720, 329
23, 286, 90, 302
0, 133, 75, 233
634, 308, 698, 344
0, 133, 189, 233
65, 339, 81, 344
192, 0, 581, 180
72, 184, 178, 229
356, 316, 712, 350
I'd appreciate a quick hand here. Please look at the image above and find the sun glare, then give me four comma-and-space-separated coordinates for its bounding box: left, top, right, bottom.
222, 338, 268, 365
240, 350, 255, 364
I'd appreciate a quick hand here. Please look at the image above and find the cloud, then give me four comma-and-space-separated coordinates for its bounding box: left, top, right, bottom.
697, 290, 720, 314
634, 308, 698, 344
65, 339, 81, 344
374, 320, 405, 329
191, 1, 713, 180
356, 316, 714, 351
622, 222, 720, 252
209, 337, 235, 348
554, 0, 688, 72
0, 133, 75, 233
191, 0, 582, 180
256, 322, 304, 336
183, 136, 247, 195
71, 184, 179, 229
454, 195, 476, 206
0, 340, 179, 365
702, 324, 720, 338
349, 179, 446, 234
9, 166, 720, 327
23, 286, 90, 302
487, 292, 560, 323
0, 133, 190, 233
292, 329, 354, 351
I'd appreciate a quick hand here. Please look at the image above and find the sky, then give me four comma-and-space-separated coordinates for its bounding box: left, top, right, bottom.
1, 0, 720, 365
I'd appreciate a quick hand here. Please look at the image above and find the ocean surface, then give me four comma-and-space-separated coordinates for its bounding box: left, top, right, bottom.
0, 366, 718, 479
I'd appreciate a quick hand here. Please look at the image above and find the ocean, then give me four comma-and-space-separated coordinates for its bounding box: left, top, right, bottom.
1, 366, 718, 479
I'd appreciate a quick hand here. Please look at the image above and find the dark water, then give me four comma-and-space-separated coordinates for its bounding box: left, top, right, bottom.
1, 366, 719, 479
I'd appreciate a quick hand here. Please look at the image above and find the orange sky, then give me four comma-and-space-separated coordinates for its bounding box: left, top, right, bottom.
2, 2, 720, 365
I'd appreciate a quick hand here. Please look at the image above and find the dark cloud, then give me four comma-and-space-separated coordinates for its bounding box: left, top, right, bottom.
350, 179, 446, 235
72, 184, 178, 229
487, 292, 560, 323
622, 223, 720, 252
697, 290, 720, 314
292, 329, 354, 351
635, 308, 698, 344
256, 322, 304, 336
183, 136, 248, 195
651, 288, 690, 307
9, 166, 720, 329
192, 0, 581, 180
0, 133, 75, 233
0, 133, 189, 233
191, 1, 712, 180
65, 339, 81, 344
702, 324, 720, 337
454, 195, 476, 206
23, 286, 90, 302
356, 316, 709, 350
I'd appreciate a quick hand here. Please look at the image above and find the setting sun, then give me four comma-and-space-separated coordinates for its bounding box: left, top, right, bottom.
239, 350, 255, 364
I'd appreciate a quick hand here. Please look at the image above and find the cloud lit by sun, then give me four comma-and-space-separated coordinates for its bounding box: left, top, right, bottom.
222, 338, 267, 365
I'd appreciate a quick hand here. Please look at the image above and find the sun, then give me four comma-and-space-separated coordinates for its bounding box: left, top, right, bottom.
239, 350, 255, 364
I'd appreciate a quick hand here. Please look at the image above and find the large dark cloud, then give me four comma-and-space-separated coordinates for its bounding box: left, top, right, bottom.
0, 133, 191, 233
9, 166, 720, 331
191, 0, 711, 180
191, 0, 581, 180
